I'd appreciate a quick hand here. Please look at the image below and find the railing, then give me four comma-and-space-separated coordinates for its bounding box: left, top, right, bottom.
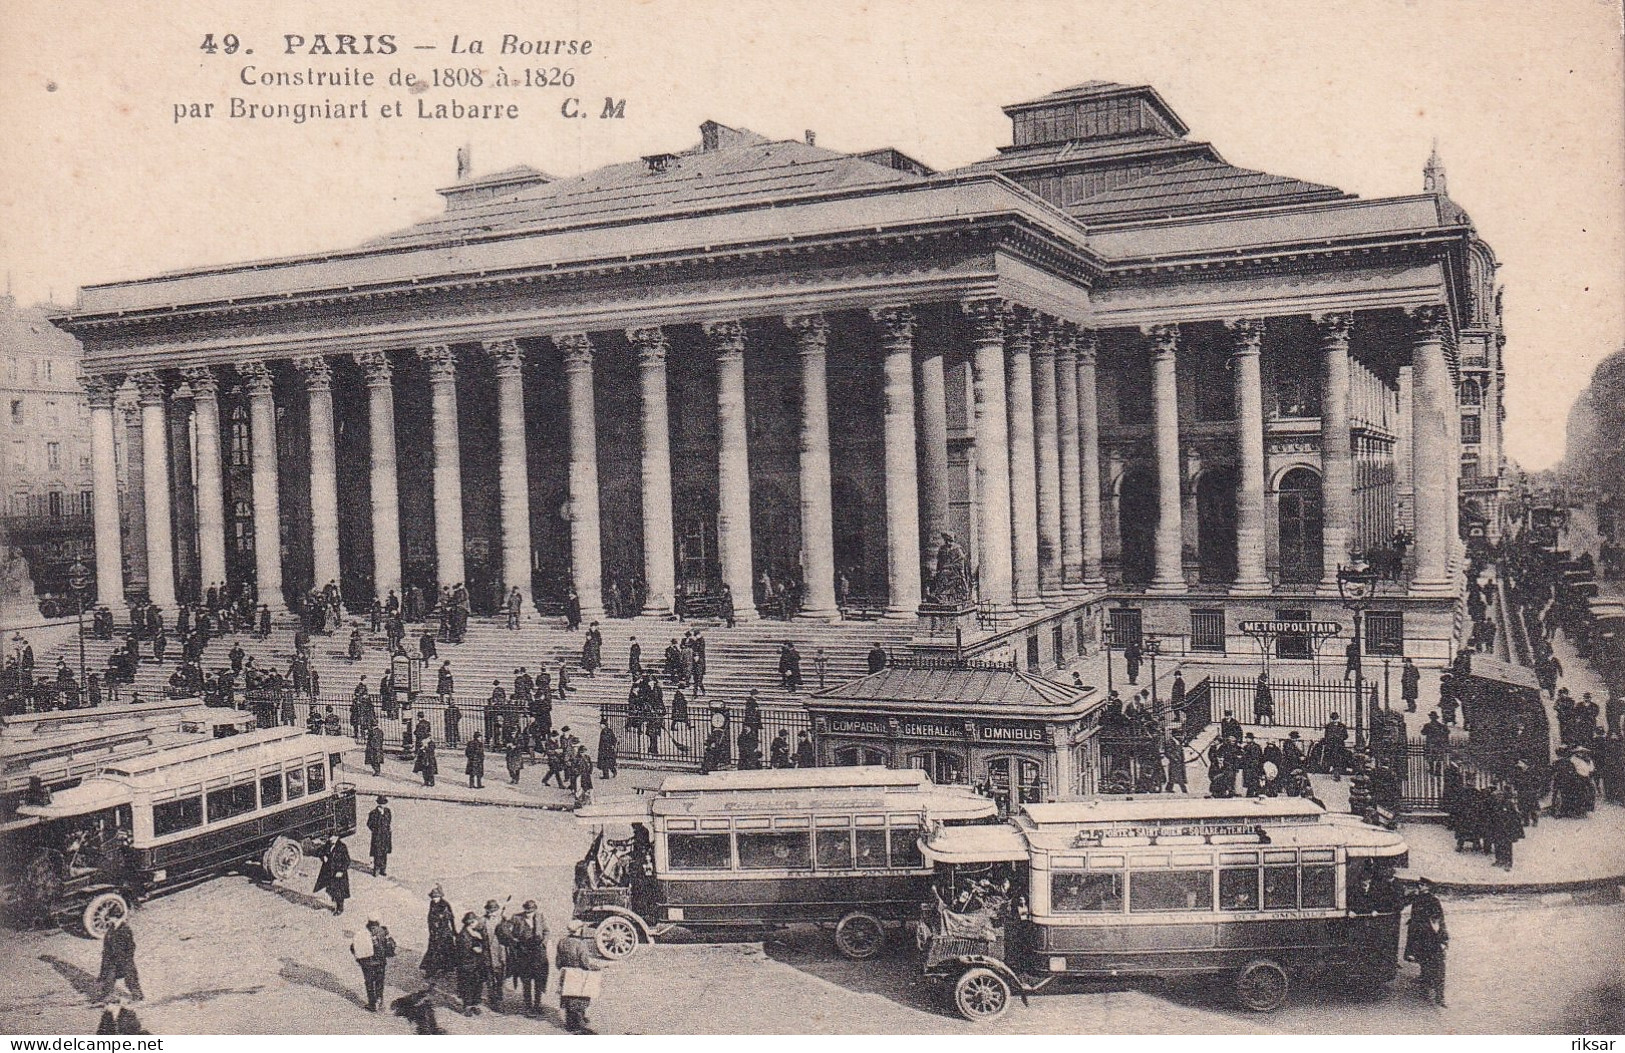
1207, 676, 1377, 730
1396, 736, 1504, 812
597, 699, 811, 771
1174, 677, 1213, 744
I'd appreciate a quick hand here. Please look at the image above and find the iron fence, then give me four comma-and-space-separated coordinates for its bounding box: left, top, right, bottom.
1207, 676, 1377, 730
597, 700, 812, 771
1174, 677, 1213, 744
1396, 736, 1504, 811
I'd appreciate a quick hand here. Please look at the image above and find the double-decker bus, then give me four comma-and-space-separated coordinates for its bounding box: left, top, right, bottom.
1, 727, 355, 937
572, 767, 997, 961
916, 796, 1409, 1019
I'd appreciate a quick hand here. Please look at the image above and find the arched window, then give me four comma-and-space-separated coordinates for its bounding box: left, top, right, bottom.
908, 750, 965, 786
228, 405, 250, 467
832, 744, 889, 767
1459, 379, 1482, 407
1277, 467, 1324, 584
1117, 467, 1158, 584
1461, 455, 1480, 480
985, 755, 1044, 816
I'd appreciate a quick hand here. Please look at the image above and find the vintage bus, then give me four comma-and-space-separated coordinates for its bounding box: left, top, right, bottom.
916, 796, 1409, 1020
1, 727, 355, 937
572, 766, 997, 960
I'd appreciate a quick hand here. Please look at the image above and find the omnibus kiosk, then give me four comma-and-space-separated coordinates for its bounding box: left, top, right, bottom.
1, 727, 355, 937
916, 796, 1409, 1020
572, 766, 997, 961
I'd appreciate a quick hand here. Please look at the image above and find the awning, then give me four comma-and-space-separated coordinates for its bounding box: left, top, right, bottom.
919, 823, 1028, 864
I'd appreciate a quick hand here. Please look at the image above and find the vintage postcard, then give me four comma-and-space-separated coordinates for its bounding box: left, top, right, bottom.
1, 0, 1622, 1042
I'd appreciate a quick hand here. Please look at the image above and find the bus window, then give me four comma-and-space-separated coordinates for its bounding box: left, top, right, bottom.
888, 827, 924, 869
1263, 865, 1298, 909
206, 782, 258, 823
153, 795, 204, 836
1130, 870, 1214, 912
1301, 865, 1336, 908
1219, 867, 1260, 911
738, 830, 812, 870
286, 767, 307, 800
668, 833, 732, 871
855, 828, 889, 868
815, 825, 854, 869
307, 761, 328, 794
260, 772, 284, 807
1052, 871, 1125, 913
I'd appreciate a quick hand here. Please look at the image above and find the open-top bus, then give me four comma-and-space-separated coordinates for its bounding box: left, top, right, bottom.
1, 727, 355, 937
917, 795, 1409, 1020
572, 766, 997, 960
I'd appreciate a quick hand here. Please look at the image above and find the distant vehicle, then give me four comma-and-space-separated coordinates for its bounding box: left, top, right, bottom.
571, 767, 997, 961
1, 727, 354, 937
916, 796, 1409, 1020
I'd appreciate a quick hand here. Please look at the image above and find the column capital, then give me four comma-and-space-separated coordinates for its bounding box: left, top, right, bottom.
626, 326, 670, 363
1002, 305, 1035, 354
353, 350, 394, 386
1224, 317, 1266, 356
1312, 311, 1354, 347
1029, 316, 1058, 360
1075, 329, 1100, 365
784, 312, 829, 351
129, 370, 167, 405
120, 402, 142, 426
1407, 303, 1452, 342
181, 366, 218, 398
418, 343, 458, 379
293, 355, 333, 391
701, 318, 746, 356
483, 337, 525, 375
960, 297, 1007, 342
1052, 323, 1079, 362
1141, 322, 1180, 359
240, 361, 277, 396
82, 373, 122, 408
553, 331, 595, 367
869, 305, 916, 351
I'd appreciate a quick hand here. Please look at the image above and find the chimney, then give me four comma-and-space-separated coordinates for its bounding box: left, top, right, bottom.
804, 129, 816, 146
700, 120, 721, 152
456, 144, 472, 181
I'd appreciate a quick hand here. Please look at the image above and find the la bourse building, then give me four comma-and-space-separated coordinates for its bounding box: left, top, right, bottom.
55, 82, 1502, 670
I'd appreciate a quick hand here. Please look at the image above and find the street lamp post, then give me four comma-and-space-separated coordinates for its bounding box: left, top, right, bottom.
1336, 558, 1378, 750
69, 558, 91, 692
1144, 634, 1163, 709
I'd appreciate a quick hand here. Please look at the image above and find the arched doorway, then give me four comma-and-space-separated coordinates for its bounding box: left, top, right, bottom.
1117, 467, 1157, 585
833, 744, 889, 767
1196, 466, 1239, 584
1277, 467, 1324, 584
986, 755, 1044, 816
909, 749, 965, 786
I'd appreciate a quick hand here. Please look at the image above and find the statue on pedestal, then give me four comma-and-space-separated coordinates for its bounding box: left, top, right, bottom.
930, 533, 971, 607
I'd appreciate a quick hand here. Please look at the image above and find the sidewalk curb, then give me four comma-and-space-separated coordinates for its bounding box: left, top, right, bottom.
1432, 875, 1625, 899
349, 784, 581, 812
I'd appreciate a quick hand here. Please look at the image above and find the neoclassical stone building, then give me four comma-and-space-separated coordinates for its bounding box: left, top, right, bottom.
55, 82, 1501, 662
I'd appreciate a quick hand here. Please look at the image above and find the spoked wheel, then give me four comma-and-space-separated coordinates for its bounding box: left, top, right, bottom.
262, 837, 304, 882
81, 892, 129, 939
953, 967, 1011, 1022
833, 911, 886, 961
593, 915, 640, 960
1234, 958, 1290, 1012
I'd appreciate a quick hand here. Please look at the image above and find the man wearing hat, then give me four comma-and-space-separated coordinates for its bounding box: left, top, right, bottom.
1404, 877, 1449, 1007
351, 913, 396, 1012
556, 920, 603, 1033
367, 796, 393, 877
481, 899, 508, 1010
508, 899, 551, 1013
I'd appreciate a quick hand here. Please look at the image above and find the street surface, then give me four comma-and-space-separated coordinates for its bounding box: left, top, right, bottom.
2, 797, 1620, 1035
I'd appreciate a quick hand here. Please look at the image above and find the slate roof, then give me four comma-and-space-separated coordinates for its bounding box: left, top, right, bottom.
814, 664, 1084, 707
958, 133, 1217, 173
1066, 158, 1349, 223
369, 132, 925, 250
1001, 81, 1189, 136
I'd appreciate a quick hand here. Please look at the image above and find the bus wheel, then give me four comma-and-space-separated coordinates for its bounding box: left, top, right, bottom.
954, 967, 1011, 1022
593, 915, 639, 960
262, 837, 304, 882
1234, 959, 1290, 1012
833, 912, 886, 961
81, 892, 129, 939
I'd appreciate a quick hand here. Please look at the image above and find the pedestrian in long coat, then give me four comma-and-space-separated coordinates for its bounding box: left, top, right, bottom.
482, 901, 509, 1010
421, 886, 458, 977
314, 834, 352, 914
508, 901, 550, 1012
367, 796, 393, 876
98, 914, 144, 1003
597, 720, 618, 778
1401, 658, 1421, 712
455, 913, 489, 1014
1404, 878, 1449, 1006
465, 734, 486, 789
1162, 731, 1188, 793
415, 739, 438, 787
506, 741, 526, 785
365, 726, 386, 777
1253, 672, 1275, 725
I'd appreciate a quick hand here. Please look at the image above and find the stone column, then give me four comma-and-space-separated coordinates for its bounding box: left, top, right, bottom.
872, 305, 922, 618
1144, 324, 1186, 593
556, 333, 606, 620
240, 362, 285, 612
1032, 320, 1064, 600
1005, 310, 1042, 611
417, 345, 466, 593
1077, 332, 1106, 589
1316, 312, 1355, 592
786, 312, 840, 620
1055, 326, 1083, 592
121, 402, 149, 587
485, 338, 533, 614
354, 351, 401, 604
705, 319, 757, 623
1226, 318, 1271, 594
182, 367, 228, 600
627, 327, 677, 618
130, 371, 177, 610
84, 375, 127, 614
963, 299, 1014, 615
1409, 306, 1454, 593
916, 341, 950, 556
294, 356, 341, 596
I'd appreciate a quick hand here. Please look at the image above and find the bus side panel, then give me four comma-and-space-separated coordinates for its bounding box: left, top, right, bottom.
660, 873, 929, 924
133, 789, 357, 884
1028, 914, 1400, 979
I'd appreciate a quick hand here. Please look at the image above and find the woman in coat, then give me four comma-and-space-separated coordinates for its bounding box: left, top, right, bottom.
465, 734, 486, 789
313, 834, 352, 915
364, 725, 386, 776
454, 912, 489, 1014
1253, 672, 1275, 725
421, 886, 458, 978
414, 739, 439, 786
